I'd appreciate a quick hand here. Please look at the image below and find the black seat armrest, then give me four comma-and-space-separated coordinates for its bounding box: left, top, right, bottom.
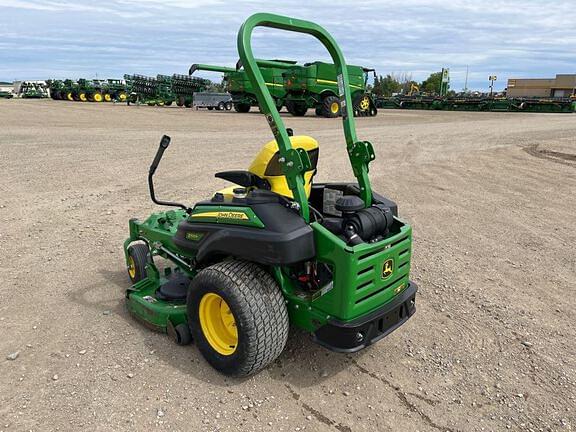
215, 170, 271, 190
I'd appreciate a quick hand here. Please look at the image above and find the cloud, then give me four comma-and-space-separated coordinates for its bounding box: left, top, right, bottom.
0, 0, 574, 90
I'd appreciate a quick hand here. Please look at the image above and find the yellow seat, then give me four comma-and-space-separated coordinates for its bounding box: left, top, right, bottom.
216, 135, 319, 199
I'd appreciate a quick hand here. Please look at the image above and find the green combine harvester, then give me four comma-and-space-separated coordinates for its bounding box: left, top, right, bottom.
190, 60, 296, 113
282, 61, 378, 117
191, 59, 378, 117
123, 13, 417, 376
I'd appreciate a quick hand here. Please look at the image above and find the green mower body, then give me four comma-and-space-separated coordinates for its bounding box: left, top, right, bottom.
124, 13, 416, 376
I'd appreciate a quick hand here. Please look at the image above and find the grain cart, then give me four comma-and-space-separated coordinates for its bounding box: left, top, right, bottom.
123, 13, 417, 376
190, 60, 298, 112
171, 74, 211, 107
282, 61, 378, 117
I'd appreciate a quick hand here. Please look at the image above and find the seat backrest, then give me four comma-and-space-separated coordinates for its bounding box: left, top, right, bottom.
248, 135, 319, 198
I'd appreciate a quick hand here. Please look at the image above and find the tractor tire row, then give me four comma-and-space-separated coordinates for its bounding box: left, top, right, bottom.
51, 90, 127, 103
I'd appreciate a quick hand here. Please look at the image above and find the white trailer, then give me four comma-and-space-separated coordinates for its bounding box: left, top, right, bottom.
193, 92, 232, 110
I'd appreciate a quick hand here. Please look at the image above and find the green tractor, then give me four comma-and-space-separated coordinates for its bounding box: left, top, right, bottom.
103, 79, 127, 102
47, 80, 65, 100
61, 79, 80, 101
123, 13, 417, 376
190, 60, 298, 113
76, 79, 106, 102
283, 61, 378, 117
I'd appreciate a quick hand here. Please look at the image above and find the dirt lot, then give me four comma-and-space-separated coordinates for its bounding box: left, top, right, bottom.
1, 99, 575, 432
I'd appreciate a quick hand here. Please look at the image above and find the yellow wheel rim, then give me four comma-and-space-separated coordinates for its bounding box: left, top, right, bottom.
330, 101, 339, 114
67, 93, 73, 101
94, 93, 102, 102
199, 293, 238, 355
359, 96, 370, 111
127, 256, 136, 279
104, 94, 111, 102
80, 93, 87, 102
119, 93, 127, 101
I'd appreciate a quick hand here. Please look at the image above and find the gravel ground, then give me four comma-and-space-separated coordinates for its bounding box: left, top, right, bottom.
1, 99, 575, 432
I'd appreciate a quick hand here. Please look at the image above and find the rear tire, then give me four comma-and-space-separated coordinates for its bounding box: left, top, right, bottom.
320, 95, 340, 118
217, 101, 225, 110
187, 260, 289, 377
225, 101, 232, 110
353, 93, 376, 117
286, 100, 308, 116
126, 243, 149, 284
234, 103, 250, 113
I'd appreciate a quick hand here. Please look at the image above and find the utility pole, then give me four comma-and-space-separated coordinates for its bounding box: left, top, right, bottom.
464, 65, 469, 93
489, 75, 497, 97
440, 68, 445, 96
440, 68, 449, 96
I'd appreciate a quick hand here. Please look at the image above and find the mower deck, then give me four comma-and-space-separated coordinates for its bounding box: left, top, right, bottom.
126, 266, 188, 333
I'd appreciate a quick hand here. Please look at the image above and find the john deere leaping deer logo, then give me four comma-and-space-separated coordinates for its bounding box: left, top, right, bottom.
382, 259, 394, 279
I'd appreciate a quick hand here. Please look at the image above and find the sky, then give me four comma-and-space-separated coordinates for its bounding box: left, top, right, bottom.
0, 0, 574, 91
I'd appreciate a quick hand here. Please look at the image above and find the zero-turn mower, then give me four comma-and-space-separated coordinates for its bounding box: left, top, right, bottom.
123, 13, 417, 376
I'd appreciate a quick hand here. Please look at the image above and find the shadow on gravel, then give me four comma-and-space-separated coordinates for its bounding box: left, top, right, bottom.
67, 266, 366, 387
523, 144, 576, 167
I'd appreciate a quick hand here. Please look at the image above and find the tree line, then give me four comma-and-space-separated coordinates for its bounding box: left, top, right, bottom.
371, 71, 453, 97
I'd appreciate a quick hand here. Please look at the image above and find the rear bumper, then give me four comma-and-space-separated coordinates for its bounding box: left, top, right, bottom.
311, 281, 417, 353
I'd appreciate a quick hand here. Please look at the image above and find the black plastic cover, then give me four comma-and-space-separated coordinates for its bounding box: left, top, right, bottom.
312, 281, 417, 353
173, 194, 315, 265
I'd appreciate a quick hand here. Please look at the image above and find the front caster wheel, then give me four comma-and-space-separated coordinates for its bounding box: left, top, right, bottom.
168, 322, 193, 346
126, 243, 149, 283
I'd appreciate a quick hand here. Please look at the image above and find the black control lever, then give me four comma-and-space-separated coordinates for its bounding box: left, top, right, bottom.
148, 135, 191, 213
150, 135, 171, 176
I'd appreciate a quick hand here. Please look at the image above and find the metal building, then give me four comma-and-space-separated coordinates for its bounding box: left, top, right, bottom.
507, 74, 576, 98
